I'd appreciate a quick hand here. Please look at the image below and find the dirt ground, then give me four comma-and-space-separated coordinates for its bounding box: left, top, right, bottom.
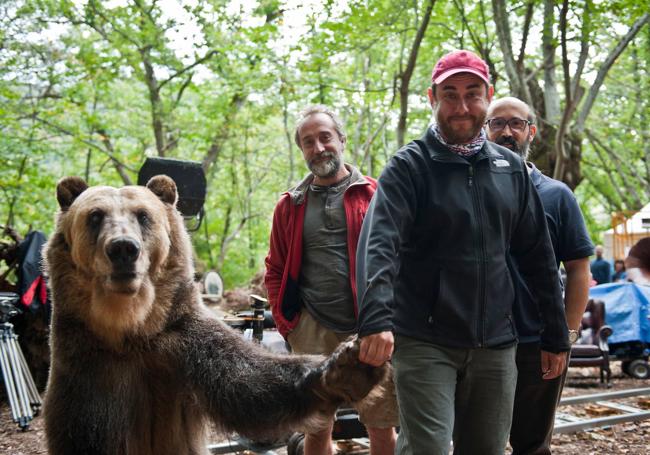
545, 365, 650, 455
1, 365, 648, 455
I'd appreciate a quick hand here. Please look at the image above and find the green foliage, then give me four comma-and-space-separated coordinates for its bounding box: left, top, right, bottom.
1, 0, 648, 289
579, 25, 650, 218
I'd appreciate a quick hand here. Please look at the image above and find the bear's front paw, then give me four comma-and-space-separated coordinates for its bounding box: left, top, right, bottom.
316, 336, 388, 404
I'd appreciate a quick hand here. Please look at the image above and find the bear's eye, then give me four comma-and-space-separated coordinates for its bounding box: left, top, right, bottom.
136, 210, 151, 227
87, 210, 104, 229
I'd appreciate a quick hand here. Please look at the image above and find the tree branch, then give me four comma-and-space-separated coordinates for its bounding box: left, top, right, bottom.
95, 128, 133, 185
552, 85, 583, 180
491, 0, 532, 104
201, 92, 245, 174
570, 0, 592, 99
85, 2, 142, 48
542, 0, 561, 123
397, 0, 436, 148
30, 115, 136, 175
559, 0, 573, 106
585, 129, 645, 206
516, 0, 535, 70
139, 46, 166, 155
319, 83, 391, 94
173, 74, 194, 110
586, 134, 636, 210
575, 12, 650, 133
217, 213, 260, 270
452, 0, 485, 52
158, 50, 217, 90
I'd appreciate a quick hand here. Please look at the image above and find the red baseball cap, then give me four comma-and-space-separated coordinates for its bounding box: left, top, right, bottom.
431, 50, 490, 85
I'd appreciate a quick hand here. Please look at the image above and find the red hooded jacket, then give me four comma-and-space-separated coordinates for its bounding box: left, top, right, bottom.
264, 167, 377, 338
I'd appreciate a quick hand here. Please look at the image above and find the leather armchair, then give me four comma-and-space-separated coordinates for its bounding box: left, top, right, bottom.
568, 299, 614, 386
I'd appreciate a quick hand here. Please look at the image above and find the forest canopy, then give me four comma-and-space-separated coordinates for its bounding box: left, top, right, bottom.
1, 0, 649, 288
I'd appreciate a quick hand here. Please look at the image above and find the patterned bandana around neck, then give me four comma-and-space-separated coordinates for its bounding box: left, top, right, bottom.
432, 124, 486, 157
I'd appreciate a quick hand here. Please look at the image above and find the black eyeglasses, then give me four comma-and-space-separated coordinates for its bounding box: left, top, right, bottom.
485, 117, 531, 132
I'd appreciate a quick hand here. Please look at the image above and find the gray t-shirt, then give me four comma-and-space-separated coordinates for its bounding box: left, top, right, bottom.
299, 175, 356, 332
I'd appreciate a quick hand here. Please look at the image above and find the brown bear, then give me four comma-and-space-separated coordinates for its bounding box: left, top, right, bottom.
43, 175, 386, 455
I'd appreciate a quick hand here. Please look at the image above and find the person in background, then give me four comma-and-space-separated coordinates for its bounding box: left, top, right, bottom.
613, 259, 627, 282
264, 105, 397, 455
356, 50, 569, 455
486, 96, 593, 455
590, 245, 612, 284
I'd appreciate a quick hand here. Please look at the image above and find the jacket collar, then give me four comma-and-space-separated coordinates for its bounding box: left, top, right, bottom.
527, 162, 545, 187
421, 126, 504, 164
287, 163, 369, 205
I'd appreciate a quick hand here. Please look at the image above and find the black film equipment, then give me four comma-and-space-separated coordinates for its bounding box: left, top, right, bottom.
0, 292, 42, 430
137, 157, 207, 231
250, 294, 267, 344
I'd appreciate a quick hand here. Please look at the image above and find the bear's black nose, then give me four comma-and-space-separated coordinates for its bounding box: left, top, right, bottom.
106, 237, 141, 265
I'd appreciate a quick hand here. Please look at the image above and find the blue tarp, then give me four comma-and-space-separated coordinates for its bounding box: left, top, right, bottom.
588, 283, 650, 344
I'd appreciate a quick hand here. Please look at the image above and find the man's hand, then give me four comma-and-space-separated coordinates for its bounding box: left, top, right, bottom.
359, 331, 394, 366
541, 350, 567, 380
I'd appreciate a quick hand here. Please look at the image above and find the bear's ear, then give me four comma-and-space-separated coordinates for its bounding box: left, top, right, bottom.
146, 175, 178, 207
56, 176, 89, 211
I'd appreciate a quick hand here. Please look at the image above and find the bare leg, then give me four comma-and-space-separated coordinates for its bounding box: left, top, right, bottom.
367, 426, 397, 455
304, 421, 335, 455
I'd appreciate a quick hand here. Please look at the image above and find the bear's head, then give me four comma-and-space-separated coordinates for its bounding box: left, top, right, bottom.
46, 175, 195, 345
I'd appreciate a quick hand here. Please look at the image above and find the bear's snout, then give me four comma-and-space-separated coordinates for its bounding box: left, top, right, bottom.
106, 237, 141, 271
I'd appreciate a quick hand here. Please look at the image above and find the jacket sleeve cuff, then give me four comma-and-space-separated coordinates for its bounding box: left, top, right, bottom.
539, 340, 571, 354
357, 324, 393, 338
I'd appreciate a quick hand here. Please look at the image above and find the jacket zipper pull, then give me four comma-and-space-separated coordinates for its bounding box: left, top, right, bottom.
468, 166, 474, 187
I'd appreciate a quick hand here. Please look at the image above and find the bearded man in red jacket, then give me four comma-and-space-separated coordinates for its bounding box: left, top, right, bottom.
264, 105, 397, 455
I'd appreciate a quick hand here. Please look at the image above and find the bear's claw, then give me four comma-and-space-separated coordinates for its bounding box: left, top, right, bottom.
316, 336, 388, 404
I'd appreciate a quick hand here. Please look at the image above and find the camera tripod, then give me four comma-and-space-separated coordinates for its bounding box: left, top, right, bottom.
0, 293, 42, 430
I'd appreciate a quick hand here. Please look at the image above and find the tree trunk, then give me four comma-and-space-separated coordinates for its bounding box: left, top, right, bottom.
491, 0, 532, 105
140, 47, 166, 156
396, 0, 436, 148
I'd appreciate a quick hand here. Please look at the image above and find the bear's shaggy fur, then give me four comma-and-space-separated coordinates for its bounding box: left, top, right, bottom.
43, 175, 386, 455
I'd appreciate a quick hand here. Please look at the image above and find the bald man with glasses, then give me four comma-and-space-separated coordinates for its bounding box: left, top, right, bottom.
485, 112, 535, 160
486, 97, 594, 455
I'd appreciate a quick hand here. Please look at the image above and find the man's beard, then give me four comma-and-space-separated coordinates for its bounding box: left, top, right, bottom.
435, 106, 486, 144
308, 151, 342, 179
495, 136, 531, 160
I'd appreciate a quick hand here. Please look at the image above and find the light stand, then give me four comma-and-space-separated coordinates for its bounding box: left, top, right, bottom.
0, 293, 42, 430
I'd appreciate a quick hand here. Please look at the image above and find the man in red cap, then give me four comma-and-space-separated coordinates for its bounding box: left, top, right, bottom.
356, 50, 570, 454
